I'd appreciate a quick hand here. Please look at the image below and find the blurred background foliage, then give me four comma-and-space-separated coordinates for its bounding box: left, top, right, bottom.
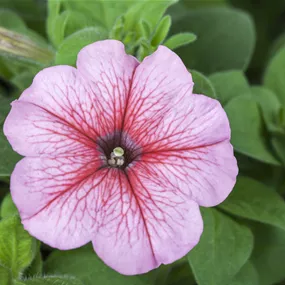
1, 0, 285, 284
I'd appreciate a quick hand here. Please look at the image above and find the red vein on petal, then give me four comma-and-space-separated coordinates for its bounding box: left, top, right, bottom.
19, 100, 103, 147
119, 68, 137, 144
22, 164, 108, 222
123, 169, 157, 264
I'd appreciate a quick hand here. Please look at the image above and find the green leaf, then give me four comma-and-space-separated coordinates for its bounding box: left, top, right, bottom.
55, 27, 108, 66
23, 29, 50, 49
166, 259, 196, 285
220, 176, 285, 230
0, 0, 46, 36
235, 153, 284, 191
264, 46, 285, 106
62, 0, 103, 27
124, 0, 177, 34
138, 20, 152, 39
0, 124, 21, 178
0, 57, 12, 79
171, 7, 255, 74
251, 223, 285, 285
164, 33, 197, 50
47, 0, 62, 44
271, 134, 285, 166
270, 33, 285, 58
225, 95, 280, 165
228, 262, 259, 285
0, 265, 12, 285
49, 9, 94, 48
209, 70, 251, 105
251, 86, 282, 132
11, 71, 35, 91
102, 0, 138, 30
63, 11, 95, 39
190, 70, 216, 99
0, 91, 14, 124
183, 0, 228, 9
22, 276, 84, 285
0, 216, 36, 278
151, 15, 171, 46
23, 241, 42, 278
45, 245, 156, 285
49, 10, 71, 48
0, 194, 18, 219
0, 9, 27, 33
24, 250, 43, 278
188, 208, 254, 285
0, 183, 9, 203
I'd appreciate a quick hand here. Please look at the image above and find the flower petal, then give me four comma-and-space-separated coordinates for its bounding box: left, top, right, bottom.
12, 155, 203, 274
4, 65, 107, 157
123, 45, 194, 138
134, 93, 238, 206
76, 40, 139, 134
4, 100, 97, 157
91, 168, 203, 275
11, 155, 102, 249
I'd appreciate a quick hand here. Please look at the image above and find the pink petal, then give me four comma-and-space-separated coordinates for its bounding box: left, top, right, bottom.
92, 168, 203, 275
128, 90, 237, 206
4, 66, 101, 157
4, 100, 97, 157
76, 40, 139, 134
123, 45, 194, 138
12, 155, 203, 274
11, 155, 102, 249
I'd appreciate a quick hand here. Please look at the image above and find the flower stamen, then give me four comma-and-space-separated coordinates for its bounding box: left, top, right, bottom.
108, 147, 125, 167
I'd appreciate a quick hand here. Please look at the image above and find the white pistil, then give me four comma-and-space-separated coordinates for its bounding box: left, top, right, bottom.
108, 147, 125, 167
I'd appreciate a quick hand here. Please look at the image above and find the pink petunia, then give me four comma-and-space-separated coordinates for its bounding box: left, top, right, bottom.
4, 40, 238, 275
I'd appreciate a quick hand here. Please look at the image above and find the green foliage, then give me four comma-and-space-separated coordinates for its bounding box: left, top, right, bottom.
0, 0, 46, 35
225, 95, 280, 165
191, 70, 216, 99
48, 9, 94, 48
235, 153, 285, 191
0, 125, 21, 178
0, 90, 14, 124
165, 259, 196, 285
252, 86, 282, 132
220, 176, 285, 229
0, 13, 53, 84
0, 216, 37, 278
44, 245, 156, 285
188, 208, 254, 285
164, 32, 197, 50
251, 223, 285, 285
124, 0, 177, 34
151, 15, 171, 46
183, 0, 228, 9
11, 71, 34, 91
0, 193, 18, 219
22, 276, 84, 285
264, 46, 285, 106
0, 265, 12, 285
55, 27, 108, 66
170, 7, 256, 74
209, 70, 251, 105
0, 9, 27, 32
23, 248, 43, 278
270, 33, 285, 58
228, 262, 259, 285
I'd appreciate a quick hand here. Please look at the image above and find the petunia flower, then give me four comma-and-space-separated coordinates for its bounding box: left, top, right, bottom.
4, 40, 238, 275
